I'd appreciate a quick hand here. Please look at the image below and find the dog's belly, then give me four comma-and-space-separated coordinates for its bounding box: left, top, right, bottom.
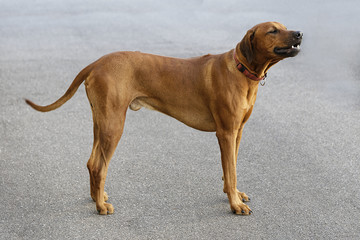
129, 97, 216, 132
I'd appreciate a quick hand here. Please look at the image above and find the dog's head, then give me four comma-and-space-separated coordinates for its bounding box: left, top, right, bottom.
240, 22, 303, 64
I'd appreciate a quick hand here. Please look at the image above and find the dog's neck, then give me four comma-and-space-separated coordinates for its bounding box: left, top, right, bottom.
233, 50, 266, 81
234, 47, 278, 81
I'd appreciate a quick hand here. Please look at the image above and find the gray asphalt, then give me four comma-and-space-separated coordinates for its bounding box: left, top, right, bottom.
1, 0, 359, 239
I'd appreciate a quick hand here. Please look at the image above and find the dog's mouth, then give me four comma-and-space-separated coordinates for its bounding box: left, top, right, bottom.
274, 42, 301, 57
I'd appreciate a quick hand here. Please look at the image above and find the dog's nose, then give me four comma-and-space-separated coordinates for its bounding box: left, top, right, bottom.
293, 31, 303, 39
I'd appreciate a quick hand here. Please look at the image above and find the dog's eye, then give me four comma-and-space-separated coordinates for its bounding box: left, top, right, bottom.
268, 29, 278, 34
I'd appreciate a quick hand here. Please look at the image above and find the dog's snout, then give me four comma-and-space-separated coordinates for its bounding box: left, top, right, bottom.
293, 31, 303, 39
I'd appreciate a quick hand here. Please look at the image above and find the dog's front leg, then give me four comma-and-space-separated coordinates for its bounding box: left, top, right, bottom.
217, 130, 252, 215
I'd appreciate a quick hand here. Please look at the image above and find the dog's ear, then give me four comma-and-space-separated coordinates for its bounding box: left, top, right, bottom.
240, 29, 255, 64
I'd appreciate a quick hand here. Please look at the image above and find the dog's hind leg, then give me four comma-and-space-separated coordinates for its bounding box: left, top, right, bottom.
88, 114, 110, 203
87, 106, 126, 214
85, 77, 129, 215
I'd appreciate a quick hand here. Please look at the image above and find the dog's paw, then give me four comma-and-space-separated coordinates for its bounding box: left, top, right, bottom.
231, 201, 252, 215
237, 191, 250, 202
97, 203, 114, 215
223, 188, 250, 202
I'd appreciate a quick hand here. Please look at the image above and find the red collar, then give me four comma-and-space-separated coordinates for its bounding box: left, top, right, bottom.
233, 50, 267, 81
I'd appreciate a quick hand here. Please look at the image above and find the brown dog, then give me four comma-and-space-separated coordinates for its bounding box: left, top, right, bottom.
25, 22, 302, 215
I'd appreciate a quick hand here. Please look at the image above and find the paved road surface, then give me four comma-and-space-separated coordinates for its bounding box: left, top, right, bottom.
1, 0, 359, 239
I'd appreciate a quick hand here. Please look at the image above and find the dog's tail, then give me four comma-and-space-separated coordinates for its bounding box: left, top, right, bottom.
25, 63, 93, 112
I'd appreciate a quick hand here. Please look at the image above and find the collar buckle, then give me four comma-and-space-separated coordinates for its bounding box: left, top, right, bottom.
260, 73, 267, 86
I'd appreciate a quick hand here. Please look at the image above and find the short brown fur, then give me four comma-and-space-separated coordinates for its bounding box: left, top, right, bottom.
26, 22, 302, 215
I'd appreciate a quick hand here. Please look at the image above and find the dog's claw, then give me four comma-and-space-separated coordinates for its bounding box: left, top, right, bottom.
231, 200, 252, 215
